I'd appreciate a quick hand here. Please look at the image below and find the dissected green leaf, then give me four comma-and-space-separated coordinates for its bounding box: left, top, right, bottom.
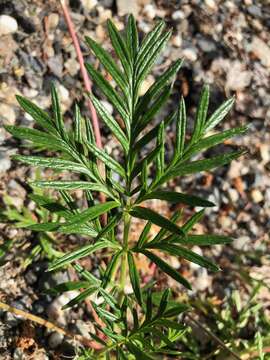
136, 59, 183, 117
102, 250, 122, 288
31, 180, 118, 200
61, 201, 119, 228
182, 209, 205, 233
12, 155, 92, 177
86, 36, 128, 94
174, 96, 186, 160
85, 63, 129, 128
49, 240, 115, 271
190, 84, 209, 144
126, 15, 139, 60
130, 206, 185, 237
45, 281, 90, 295
169, 234, 233, 246
107, 19, 131, 78
139, 250, 191, 289
51, 83, 67, 140
147, 242, 219, 272
62, 286, 98, 309
85, 141, 126, 178
128, 252, 142, 305
204, 97, 235, 133
5, 126, 65, 150
89, 93, 129, 153
16, 95, 56, 133
157, 150, 246, 186
139, 190, 214, 207
183, 125, 248, 161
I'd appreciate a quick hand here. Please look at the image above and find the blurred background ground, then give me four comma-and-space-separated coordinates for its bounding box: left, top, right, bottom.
0, 0, 270, 359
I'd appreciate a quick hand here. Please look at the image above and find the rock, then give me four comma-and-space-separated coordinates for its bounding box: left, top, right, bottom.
75, 320, 94, 339
194, 268, 211, 292
251, 189, 263, 203
82, 0, 98, 10
97, 6, 112, 23
95, 24, 106, 41
233, 235, 249, 250
228, 188, 239, 202
260, 144, 270, 163
25, 270, 37, 285
0, 15, 18, 36
48, 332, 64, 349
182, 48, 197, 62
64, 57, 80, 77
47, 13, 59, 30
172, 34, 182, 48
247, 5, 262, 18
143, 4, 156, 20
13, 348, 25, 360
226, 61, 251, 91
189, 246, 203, 270
250, 37, 270, 68
198, 38, 216, 52
0, 103, 16, 125
47, 291, 80, 326
172, 10, 185, 20
0, 150, 11, 173
117, 0, 138, 17
47, 55, 63, 78
204, 0, 217, 11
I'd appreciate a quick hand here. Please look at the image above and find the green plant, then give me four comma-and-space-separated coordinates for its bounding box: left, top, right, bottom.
0, 170, 63, 267
5, 16, 247, 359
181, 282, 270, 359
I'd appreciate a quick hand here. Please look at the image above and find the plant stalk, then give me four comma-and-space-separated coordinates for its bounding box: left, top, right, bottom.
119, 211, 131, 303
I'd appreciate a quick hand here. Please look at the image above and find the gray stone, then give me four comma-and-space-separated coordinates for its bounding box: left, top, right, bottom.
0, 15, 18, 36
0, 150, 11, 173
48, 331, 64, 349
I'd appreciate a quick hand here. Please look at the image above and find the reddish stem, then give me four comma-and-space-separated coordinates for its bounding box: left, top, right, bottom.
59, 0, 102, 150
59, 0, 107, 223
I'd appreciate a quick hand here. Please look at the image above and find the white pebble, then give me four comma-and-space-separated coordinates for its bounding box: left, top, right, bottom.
251, 189, 263, 203
143, 4, 156, 20
172, 34, 182, 48
0, 103, 16, 125
0, 15, 18, 36
172, 10, 185, 20
81, 0, 97, 11
182, 48, 197, 62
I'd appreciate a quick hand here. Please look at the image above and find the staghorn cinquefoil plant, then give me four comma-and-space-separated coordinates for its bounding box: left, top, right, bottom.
6, 15, 247, 359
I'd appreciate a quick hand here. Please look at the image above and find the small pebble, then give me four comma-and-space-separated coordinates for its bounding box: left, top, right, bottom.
233, 236, 250, 250
228, 188, 239, 202
81, 0, 98, 11
47, 13, 59, 30
172, 34, 182, 48
0, 103, 16, 125
0, 15, 18, 36
172, 10, 185, 20
251, 189, 264, 203
143, 4, 156, 20
48, 332, 64, 349
182, 48, 197, 62
0, 150, 11, 173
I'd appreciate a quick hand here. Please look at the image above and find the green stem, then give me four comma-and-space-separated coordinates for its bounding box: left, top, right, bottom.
119, 211, 131, 303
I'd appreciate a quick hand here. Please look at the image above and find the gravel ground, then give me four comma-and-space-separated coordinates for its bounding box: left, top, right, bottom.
0, 0, 270, 358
